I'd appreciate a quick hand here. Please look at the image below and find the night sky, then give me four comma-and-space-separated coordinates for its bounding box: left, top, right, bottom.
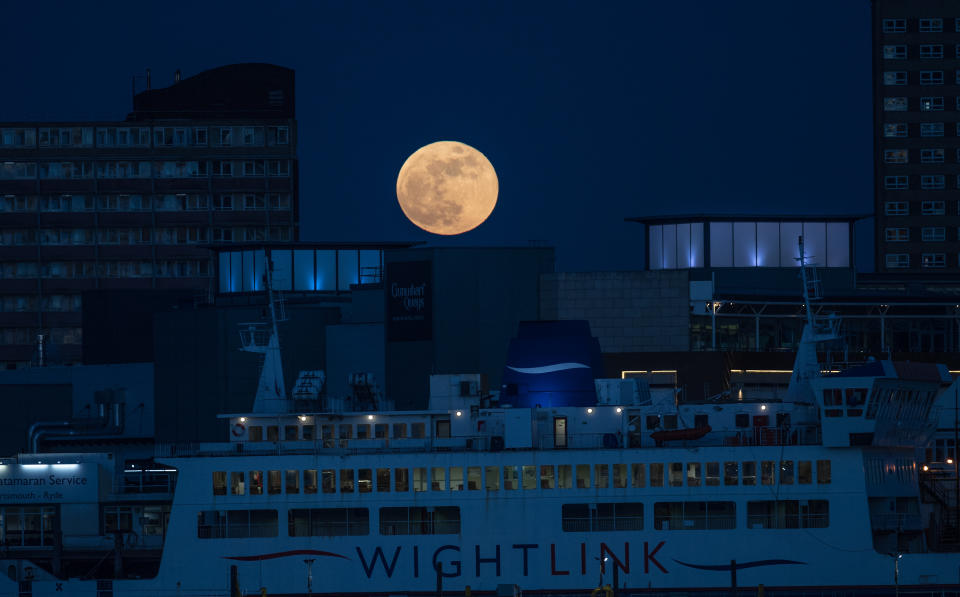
3, 2, 873, 271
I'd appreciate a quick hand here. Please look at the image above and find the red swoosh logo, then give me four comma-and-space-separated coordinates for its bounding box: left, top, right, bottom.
224, 549, 349, 562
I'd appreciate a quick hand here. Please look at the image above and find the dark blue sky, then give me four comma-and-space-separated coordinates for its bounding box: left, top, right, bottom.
3, 2, 873, 271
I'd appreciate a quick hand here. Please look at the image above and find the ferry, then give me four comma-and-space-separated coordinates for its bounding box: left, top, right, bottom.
0, 243, 959, 597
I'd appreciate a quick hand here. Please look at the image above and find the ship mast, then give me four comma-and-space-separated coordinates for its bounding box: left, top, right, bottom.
788, 236, 837, 402
240, 251, 290, 413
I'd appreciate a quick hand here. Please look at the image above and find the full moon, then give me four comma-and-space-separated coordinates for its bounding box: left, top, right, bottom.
396, 141, 498, 235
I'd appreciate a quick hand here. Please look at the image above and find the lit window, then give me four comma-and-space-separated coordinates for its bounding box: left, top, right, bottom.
921, 97, 944, 111
922, 227, 945, 242
920, 123, 944, 137
920, 148, 944, 164
884, 97, 907, 111
922, 253, 946, 268
885, 253, 910, 269
920, 71, 944, 86
883, 71, 907, 86
883, 149, 908, 164
884, 201, 908, 216
919, 44, 944, 59
883, 45, 906, 59
919, 18, 942, 32
882, 18, 906, 33
883, 123, 907, 138
884, 227, 909, 242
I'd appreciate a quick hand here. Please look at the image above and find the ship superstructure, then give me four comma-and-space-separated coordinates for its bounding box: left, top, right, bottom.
0, 241, 958, 596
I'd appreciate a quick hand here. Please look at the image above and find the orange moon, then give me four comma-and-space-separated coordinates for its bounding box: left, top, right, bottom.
396, 141, 499, 235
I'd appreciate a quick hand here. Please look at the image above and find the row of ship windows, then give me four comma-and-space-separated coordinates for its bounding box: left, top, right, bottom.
0, 193, 292, 213
883, 70, 960, 86
882, 44, 960, 59
883, 175, 960, 191
211, 460, 832, 496
883, 227, 960, 243
884, 253, 956, 269
882, 148, 960, 165
881, 18, 959, 33
0, 226, 293, 247
196, 500, 831, 539
883, 200, 955, 216
882, 96, 960, 112
0, 126, 289, 148
885, 122, 960, 138
0, 260, 213, 280
0, 160, 291, 180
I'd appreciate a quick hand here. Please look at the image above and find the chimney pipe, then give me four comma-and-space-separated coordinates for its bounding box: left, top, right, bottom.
146, 68, 151, 90
175, 69, 181, 83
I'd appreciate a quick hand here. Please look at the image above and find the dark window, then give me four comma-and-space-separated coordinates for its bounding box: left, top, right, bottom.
735, 414, 749, 428
654, 501, 735, 530
197, 509, 278, 539
562, 502, 644, 532
646, 415, 660, 430
288, 508, 369, 536
746, 500, 828, 529
379, 506, 460, 535
663, 414, 678, 430
694, 414, 709, 429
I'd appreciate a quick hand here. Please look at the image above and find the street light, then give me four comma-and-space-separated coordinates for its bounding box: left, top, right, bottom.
304, 558, 315, 596
887, 552, 902, 597
594, 556, 608, 588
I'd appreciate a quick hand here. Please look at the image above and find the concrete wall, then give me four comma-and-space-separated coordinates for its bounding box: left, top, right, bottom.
540, 270, 690, 352
385, 247, 555, 410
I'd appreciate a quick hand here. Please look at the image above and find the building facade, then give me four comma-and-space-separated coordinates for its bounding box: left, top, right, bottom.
0, 63, 297, 367
873, 0, 960, 273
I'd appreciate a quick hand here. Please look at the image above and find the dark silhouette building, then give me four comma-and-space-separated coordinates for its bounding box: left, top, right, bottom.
872, 1, 960, 273
0, 64, 297, 367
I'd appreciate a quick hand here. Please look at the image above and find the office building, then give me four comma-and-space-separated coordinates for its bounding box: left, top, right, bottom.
0, 63, 297, 367
873, 1, 960, 273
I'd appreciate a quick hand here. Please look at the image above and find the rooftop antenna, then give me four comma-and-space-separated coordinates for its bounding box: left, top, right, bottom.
175, 69, 181, 83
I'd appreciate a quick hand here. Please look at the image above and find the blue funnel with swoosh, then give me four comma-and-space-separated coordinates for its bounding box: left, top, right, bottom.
499, 320, 603, 408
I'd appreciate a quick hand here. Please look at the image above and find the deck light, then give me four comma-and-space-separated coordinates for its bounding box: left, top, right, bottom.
923, 465, 929, 472
299, 415, 307, 422
239, 417, 247, 423
367, 414, 374, 420
616, 407, 622, 414
455, 411, 462, 417
587, 408, 594, 414
948, 459, 954, 465
760, 404, 767, 411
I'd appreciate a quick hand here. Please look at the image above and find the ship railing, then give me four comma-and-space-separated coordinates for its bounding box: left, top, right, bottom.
745, 514, 829, 529
155, 425, 821, 459
655, 516, 737, 530
156, 435, 494, 458
870, 513, 924, 531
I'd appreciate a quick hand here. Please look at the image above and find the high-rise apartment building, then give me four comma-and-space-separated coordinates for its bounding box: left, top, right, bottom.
873, 1, 960, 273
0, 64, 297, 368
